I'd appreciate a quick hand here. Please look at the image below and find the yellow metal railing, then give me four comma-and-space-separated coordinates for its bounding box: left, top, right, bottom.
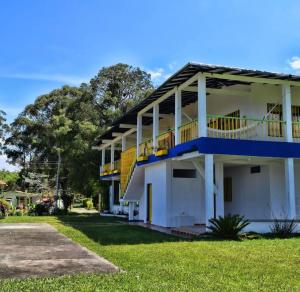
207, 115, 286, 139
157, 130, 174, 150
100, 160, 121, 176
100, 163, 111, 175
139, 138, 153, 156
111, 160, 121, 173
293, 121, 300, 138
179, 120, 198, 143
121, 146, 137, 195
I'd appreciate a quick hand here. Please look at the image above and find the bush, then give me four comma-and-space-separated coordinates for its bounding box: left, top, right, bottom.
0, 198, 11, 216
269, 219, 297, 238
208, 214, 250, 239
86, 200, 94, 210
82, 198, 89, 208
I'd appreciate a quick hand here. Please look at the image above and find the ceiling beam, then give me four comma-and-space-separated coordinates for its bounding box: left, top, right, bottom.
203, 72, 300, 87
184, 86, 251, 97
119, 124, 137, 129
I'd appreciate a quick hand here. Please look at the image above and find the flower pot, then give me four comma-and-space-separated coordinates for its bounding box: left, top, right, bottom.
155, 149, 168, 157
137, 155, 148, 162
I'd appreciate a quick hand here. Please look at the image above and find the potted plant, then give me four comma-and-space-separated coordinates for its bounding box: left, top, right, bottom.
137, 142, 150, 162
155, 146, 168, 157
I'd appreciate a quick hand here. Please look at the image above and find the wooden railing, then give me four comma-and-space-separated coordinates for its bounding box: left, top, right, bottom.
207, 115, 286, 140
179, 120, 198, 143
100, 163, 111, 175
157, 130, 174, 150
139, 138, 153, 156
100, 160, 121, 176
293, 121, 300, 138
120, 146, 137, 195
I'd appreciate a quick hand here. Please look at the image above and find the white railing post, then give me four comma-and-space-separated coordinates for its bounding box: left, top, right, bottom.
198, 74, 207, 137
110, 143, 115, 170
101, 148, 105, 172
175, 88, 182, 145
137, 114, 142, 157
121, 135, 126, 151
153, 104, 159, 152
282, 84, 293, 142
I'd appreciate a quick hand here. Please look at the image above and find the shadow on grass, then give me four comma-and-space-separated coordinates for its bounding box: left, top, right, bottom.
56, 214, 184, 245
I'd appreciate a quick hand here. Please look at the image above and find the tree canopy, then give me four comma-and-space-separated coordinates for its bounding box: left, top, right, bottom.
5, 63, 154, 198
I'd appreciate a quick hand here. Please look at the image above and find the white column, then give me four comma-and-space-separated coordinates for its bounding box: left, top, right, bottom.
153, 104, 159, 150
101, 149, 105, 166
205, 154, 214, 228
110, 143, 115, 170
282, 84, 293, 142
110, 182, 114, 213
198, 74, 207, 137
215, 162, 224, 217
121, 135, 126, 151
285, 158, 296, 219
137, 114, 142, 157
128, 202, 135, 221
282, 84, 296, 219
175, 88, 182, 145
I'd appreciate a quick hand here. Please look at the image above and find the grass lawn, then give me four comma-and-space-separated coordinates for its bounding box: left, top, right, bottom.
0, 215, 299, 291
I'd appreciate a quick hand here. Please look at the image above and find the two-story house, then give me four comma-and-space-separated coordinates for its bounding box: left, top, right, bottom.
95, 63, 300, 233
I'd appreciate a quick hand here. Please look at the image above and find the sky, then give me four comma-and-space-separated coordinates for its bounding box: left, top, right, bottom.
0, 0, 300, 170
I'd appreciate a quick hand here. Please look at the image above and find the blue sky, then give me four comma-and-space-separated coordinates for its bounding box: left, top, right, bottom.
0, 0, 300, 169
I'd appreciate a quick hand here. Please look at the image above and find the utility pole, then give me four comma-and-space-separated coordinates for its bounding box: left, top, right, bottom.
55, 150, 61, 200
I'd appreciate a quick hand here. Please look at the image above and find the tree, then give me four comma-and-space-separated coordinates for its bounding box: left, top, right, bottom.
90, 63, 154, 124
5, 63, 153, 199
0, 110, 8, 155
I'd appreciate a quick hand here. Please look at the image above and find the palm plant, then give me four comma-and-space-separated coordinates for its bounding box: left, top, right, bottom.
208, 214, 250, 239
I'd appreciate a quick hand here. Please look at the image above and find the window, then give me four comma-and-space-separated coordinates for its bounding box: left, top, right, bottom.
250, 166, 261, 174
173, 169, 196, 178
224, 177, 232, 202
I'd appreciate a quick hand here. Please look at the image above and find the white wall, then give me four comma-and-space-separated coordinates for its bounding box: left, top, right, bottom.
144, 161, 169, 226
293, 162, 300, 219
224, 165, 271, 220
169, 160, 205, 226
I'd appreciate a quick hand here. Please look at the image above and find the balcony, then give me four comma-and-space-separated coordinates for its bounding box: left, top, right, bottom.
100, 160, 121, 177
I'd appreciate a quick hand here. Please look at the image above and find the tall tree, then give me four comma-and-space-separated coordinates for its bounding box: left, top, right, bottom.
0, 110, 8, 154
90, 63, 154, 125
5, 64, 153, 198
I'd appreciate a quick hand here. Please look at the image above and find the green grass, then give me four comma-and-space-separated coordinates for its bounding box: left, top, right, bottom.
0, 215, 299, 291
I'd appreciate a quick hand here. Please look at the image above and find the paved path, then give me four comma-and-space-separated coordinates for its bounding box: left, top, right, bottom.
0, 223, 118, 279
70, 207, 99, 214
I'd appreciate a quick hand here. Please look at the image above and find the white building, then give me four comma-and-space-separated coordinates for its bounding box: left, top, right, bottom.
96, 63, 300, 233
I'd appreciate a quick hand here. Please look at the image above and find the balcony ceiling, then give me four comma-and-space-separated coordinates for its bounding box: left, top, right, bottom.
96, 63, 300, 145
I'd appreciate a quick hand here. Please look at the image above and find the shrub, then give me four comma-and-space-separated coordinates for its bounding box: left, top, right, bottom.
269, 219, 297, 238
0, 198, 11, 216
86, 200, 94, 210
208, 214, 250, 239
82, 198, 89, 208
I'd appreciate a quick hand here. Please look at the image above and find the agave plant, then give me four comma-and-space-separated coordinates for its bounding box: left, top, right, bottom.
208, 214, 250, 239
269, 218, 296, 238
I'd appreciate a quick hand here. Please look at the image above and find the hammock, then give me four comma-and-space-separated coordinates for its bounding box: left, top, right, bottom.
207, 103, 280, 139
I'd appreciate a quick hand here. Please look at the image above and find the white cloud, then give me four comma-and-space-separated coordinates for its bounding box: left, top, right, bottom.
0, 155, 19, 172
148, 68, 165, 80
0, 73, 89, 86
288, 56, 300, 70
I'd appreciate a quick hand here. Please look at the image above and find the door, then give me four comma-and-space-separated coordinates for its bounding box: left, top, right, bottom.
147, 183, 152, 223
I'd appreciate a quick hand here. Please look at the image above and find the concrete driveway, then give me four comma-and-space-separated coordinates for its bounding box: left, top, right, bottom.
0, 223, 118, 279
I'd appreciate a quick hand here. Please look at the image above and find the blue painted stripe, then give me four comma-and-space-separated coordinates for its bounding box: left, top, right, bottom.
137, 137, 300, 167
99, 173, 120, 180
